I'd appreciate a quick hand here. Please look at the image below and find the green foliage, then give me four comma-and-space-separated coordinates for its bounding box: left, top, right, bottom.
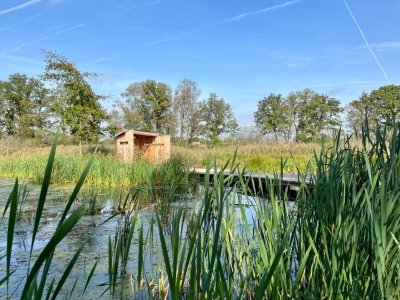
199, 92, 239, 145
4, 117, 400, 298
173, 78, 201, 146
1, 130, 97, 299
0, 74, 50, 138
287, 88, 343, 142
254, 93, 288, 141
42, 50, 108, 152
346, 91, 373, 134
347, 84, 400, 132
254, 88, 343, 142
120, 79, 174, 134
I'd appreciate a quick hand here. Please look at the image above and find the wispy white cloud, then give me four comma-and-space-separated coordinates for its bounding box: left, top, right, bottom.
3, 24, 69, 49
230, 0, 301, 21
0, 22, 95, 56
119, 0, 161, 13
0, 12, 45, 31
0, 54, 45, 65
328, 87, 344, 95
310, 81, 381, 88
357, 41, 400, 52
284, 63, 305, 68
87, 54, 120, 65
49, 0, 67, 4
343, 0, 390, 84
0, 0, 43, 15
90, 74, 114, 85
148, 0, 301, 45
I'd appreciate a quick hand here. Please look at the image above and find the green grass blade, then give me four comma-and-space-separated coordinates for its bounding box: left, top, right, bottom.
2, 186, 13, 219
50, 243, 86, 300
0, 269, 16, 287
21, 203, 86, 299
155, 211, 175, 295
6, 178, 18, 297
137, 221, 144, 287
108, 235, 112, 295
253, 224, 292, 300
30, 131, 59, 254
58, 147, 98, 227
44, 277, 55, 300
69, 276, 80, 299
82, 260, 98, 297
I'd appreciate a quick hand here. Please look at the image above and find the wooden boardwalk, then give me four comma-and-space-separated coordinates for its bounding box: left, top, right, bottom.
193, 168, 312, 200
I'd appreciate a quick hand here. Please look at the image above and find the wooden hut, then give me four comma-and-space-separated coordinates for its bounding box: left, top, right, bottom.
115, 129, 170, 163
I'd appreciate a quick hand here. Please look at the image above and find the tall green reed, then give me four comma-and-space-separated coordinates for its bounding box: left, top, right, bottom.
4, 117, 400, 299
1, 131, 124, 299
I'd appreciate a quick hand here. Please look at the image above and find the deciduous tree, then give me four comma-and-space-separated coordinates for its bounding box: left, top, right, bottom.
285, 88, 342, 142
120, 79, 173, 133
369, 84, 400, 127
345, 91, 374, 135
254, 93, 288, 141
42, 50, 107, 154
199, 93, 238, 145
345, 85, 400, 135
0, 74, 50, 138
173, 79, 201, 146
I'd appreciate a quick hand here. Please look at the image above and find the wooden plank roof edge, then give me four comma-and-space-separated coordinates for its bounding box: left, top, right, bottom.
133, 130, 159, 137
115, 129, 128, 137
115, 129, 160, 137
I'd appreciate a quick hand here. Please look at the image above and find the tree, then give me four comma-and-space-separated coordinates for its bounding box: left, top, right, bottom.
186, 102, 202, 145
345, 91, 375, 135
302, 92, 343, 140
369, 84, 400, 127
120, 80, 173, 133
42, 50, 107, 154
285, 88, 343, 142
0, 74, 50, 138
345, 85, 400, 135
254, 93, 288, 141
236, 125, 264, 144
173, 79, 201, 146
199, 93, 238, 145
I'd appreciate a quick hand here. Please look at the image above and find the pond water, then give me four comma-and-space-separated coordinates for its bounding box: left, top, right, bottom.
0, 179, 159, 299
0, 179, 296, 299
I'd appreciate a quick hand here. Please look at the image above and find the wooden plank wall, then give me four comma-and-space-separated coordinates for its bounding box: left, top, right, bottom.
155, 135, 171, 161
135, 136, 156, 161
116, 130, 134, 162
118, 132, 170, 162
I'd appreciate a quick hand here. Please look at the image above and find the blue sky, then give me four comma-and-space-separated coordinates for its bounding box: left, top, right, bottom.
1, 0, 399, 126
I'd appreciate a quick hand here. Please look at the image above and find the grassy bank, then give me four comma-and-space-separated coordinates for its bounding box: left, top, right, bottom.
0, 141, 323, 187
0, 151, 147, 187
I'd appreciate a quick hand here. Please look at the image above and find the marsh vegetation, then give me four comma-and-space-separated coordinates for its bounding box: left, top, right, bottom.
2, 121, 400, 299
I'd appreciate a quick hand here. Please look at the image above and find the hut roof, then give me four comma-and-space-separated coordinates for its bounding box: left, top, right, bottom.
115, 129, 159, 138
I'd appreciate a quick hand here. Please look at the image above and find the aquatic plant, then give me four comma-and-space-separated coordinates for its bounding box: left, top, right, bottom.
0, 132, 126, 299
3, 117, 400, 299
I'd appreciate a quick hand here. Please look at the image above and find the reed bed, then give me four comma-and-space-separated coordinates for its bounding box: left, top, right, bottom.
3, 122, 400, 299
0, 152, 148, 187
172, 142, 322, 173
0, 140, 321, 186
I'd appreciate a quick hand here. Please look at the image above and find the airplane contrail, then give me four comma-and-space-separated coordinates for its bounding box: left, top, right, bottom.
343, 0, 390, 84
149, 0, 301, 45
0, 0, 43, 15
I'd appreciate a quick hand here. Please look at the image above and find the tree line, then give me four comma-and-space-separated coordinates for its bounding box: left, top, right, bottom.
1, 51, 399, 147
